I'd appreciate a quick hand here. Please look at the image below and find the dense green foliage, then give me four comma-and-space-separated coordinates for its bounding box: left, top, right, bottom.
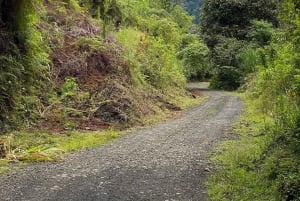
178, 34, 210, 79
200, 0, 279, 90
0, 0, 49, 131
107, 0, 208, 87
207, 0, 300, 200
116, 0, 209, 83
247, 2, 300, 199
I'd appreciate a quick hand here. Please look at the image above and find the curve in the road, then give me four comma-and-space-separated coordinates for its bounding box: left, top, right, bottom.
0, 83, 242, 201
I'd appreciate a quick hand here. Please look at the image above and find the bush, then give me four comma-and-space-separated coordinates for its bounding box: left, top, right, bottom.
247, 20, 275, 46
210, 66, 241, 91
117, 28, 186, 91
178, 41, 210, 80
237, 48, 260, 75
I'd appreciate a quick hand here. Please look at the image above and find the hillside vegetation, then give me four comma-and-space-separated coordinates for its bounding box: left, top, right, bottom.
0, 0, 209, 133
0, 0, 209, 165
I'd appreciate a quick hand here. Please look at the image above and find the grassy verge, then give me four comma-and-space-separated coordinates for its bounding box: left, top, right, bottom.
207, 95, 280, 201
207, 94, 300, 201
0, 159, 10, 175
176, 93, 207, 110
0, 129, 119, 174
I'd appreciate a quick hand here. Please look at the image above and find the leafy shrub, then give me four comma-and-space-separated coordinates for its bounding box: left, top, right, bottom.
238, 48, 260, 75
142, 37, 186, 89
140, 16, 181, 46
210, 66, 242, 91
243, 2, 300, 200
212, 36, 247, 68
178, 41, 210, 80
247, 20, 275, 46
60, 77, 79, 99
169, 5, 193, 30
117, 28, 147, 87
117, 28, 186, 91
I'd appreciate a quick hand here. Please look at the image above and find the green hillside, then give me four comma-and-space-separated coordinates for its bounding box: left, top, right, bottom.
0, 0, 208, 133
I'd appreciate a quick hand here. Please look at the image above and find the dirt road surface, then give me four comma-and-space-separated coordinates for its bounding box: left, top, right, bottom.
0, 83, 242, 201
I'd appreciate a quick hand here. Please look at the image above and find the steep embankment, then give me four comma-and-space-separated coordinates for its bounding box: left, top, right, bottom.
0, 0, 207, 134
36, 0, 188, 131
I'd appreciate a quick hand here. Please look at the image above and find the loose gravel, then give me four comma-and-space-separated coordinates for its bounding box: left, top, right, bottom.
0, 83, 242, 201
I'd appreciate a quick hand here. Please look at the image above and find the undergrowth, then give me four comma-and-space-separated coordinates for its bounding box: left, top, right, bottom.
208, 3, 300, 199
207, 95, 300, 201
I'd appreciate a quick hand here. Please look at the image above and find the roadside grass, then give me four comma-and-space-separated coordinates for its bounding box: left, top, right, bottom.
0, 129, 119, 172
179, 96, 207, 111
206, 95, 281, 201
174, 92, 206, 109
0, 159, 10, 175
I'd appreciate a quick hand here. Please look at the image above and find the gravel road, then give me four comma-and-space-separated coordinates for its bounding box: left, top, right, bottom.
0, 83, 242, 201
